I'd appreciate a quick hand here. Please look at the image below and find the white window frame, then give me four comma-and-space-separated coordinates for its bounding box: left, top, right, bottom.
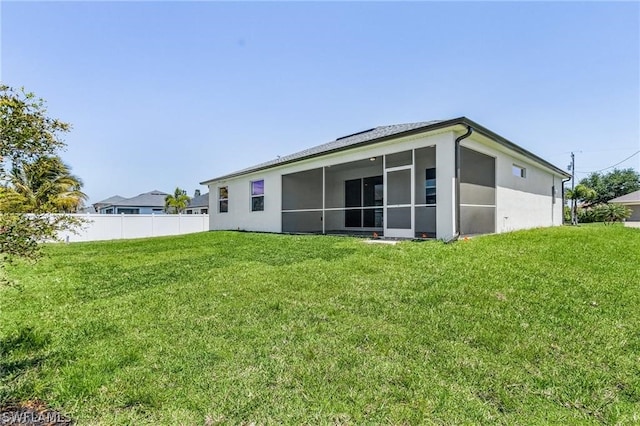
512, 164, 526, 178
250, 179, 265, 212
218, 186, 229, 213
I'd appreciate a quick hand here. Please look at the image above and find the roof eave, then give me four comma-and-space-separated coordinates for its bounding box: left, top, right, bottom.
460, 118, 571, 178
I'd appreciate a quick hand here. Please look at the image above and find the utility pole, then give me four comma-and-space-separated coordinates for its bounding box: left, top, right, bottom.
570, 152, 576, 225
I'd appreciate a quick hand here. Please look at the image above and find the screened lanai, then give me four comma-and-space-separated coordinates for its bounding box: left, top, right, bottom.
281, 146, 442, 238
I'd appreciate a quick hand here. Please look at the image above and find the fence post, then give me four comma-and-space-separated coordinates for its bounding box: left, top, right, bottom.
121, 213, 124, 239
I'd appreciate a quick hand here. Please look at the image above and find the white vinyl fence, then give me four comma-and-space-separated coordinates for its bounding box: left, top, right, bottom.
58, 214, 209, 242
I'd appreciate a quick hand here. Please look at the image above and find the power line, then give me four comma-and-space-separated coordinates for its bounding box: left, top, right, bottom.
557, 147, 637, 155
575, 150, 640, 174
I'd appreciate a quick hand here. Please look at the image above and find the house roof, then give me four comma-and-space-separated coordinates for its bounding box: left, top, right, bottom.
115, 190, 168, 207
94, 195, 126, 206
610, 189, 640, 204
79, 205, 97, 213
96, 190, 169, 209
187, 192, 209, 208
201, 117, 570, 184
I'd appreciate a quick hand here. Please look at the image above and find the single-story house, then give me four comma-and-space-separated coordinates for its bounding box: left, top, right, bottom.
610, 189, 640, 222
92, 195, 126, 213
79, 205, 97, 213
94, 190, 168, 214
186, 192, 209, 214
200, 117, 570, 240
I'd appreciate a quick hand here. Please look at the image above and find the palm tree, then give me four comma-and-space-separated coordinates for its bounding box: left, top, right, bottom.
165, 187, 190, 214
595, 203, 631, 225
1, 155, 87, 213
566, 184, 597, 224
565, 184, 597, 206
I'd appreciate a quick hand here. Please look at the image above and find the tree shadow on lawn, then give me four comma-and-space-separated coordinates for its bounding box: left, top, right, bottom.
0, 328, 76, 423
71, 239, 357, 301
0, 327, 74, 424
1, 327, 50, 395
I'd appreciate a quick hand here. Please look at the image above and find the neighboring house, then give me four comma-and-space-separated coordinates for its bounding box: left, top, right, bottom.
92, 195, 126, 213
610, 190, 640, 222
185, 192, 209, 214
94, 190, 169, 214
201, 117, 570, 240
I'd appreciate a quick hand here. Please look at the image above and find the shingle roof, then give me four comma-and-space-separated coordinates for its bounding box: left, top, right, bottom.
187, 192, 209, 208
231, 120, 442, 177
610, 190, 640, 204
79, 205, 97, 213
94, 195, 126, 205
115, 190, 168, 207
201, 117, 570, 183
202, 120, 443, 183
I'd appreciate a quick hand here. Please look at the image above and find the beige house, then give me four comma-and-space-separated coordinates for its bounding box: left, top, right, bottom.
610, 190, 640, 224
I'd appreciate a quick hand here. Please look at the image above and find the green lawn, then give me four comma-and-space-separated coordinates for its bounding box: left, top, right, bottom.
1, 226, 639, 424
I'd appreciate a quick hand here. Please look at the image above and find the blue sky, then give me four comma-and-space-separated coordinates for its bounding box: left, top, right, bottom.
2, 1, 638, 204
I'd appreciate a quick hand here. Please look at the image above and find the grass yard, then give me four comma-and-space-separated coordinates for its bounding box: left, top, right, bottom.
1, 226, 639, 424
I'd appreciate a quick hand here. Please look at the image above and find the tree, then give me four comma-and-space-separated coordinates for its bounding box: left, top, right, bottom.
579, 168, 640, 205
3, 155, 87, 213
0, 85, 81, 265
0, 85, 69, 167
164, 187, 190, 214
593, 203, 632, 225
565, 184, 597, 205
565, 184, 597, 224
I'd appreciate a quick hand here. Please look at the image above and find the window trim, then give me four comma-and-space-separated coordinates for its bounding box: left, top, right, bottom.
512, 164, 526, 178
250, 179, 265, 212
116, 208, 140, 214
218, 186, 229, 213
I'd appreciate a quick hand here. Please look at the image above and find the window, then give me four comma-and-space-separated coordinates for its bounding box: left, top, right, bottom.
117, 208, 139, 214
425, 168, 436, 204
251, 180, 264, 211
344, 176, 383, 228
186, 210, 193, 214
512, 165, 526, 178
219, 186, 229, 213
201, 208, 208, 214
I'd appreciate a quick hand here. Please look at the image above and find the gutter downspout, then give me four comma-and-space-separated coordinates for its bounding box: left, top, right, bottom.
449, 126, 473, 242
